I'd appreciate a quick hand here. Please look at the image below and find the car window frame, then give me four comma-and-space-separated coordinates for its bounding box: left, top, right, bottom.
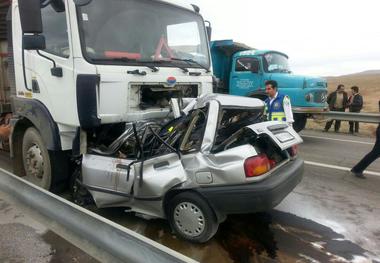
179, 107, 209, 155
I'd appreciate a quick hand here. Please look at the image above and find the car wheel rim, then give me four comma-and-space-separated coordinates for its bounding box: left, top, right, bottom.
174, 202, 205, 237
25, 144, 45, 181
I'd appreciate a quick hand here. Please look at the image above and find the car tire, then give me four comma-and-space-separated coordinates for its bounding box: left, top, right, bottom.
168, 192, 219, 243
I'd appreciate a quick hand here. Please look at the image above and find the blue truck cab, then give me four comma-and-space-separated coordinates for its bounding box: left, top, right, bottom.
211, 40, 328, 131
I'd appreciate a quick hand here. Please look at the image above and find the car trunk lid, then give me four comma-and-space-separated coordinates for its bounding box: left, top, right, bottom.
246, 121, 303, 151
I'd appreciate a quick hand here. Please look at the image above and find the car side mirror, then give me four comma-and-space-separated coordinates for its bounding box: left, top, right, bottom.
23, 35, 46, 50
18, 0, 43, 34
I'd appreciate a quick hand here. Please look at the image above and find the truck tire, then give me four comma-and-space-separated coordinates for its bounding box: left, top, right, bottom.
21, 127, 69, 191
167, 192, 219, 243
293, 114, 307, 133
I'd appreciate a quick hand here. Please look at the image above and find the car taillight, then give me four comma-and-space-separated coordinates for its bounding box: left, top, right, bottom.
269, 159, 277, 169
289, 145, 298, 157
244, 154, 271, 178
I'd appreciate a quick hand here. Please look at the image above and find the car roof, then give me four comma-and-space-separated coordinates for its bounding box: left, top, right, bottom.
197, 94, 264, 109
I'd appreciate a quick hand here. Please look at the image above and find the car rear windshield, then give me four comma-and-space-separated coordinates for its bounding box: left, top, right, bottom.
212, 107, 264, 152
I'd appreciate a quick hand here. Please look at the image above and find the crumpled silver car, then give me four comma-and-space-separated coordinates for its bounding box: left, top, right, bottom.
76, 94, 304, 243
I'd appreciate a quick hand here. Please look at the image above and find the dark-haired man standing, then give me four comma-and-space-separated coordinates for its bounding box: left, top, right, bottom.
264, 80, 294, 125
324, 84, 348, 132
348, 86, 363, 134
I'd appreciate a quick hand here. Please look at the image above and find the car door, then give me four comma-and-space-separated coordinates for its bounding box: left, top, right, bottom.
230, 57, 262, 96
132, 153, 187, 199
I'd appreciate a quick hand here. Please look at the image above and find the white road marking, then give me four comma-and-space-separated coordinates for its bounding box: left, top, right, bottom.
305, 160, 380, 177
302, 135, 374, 145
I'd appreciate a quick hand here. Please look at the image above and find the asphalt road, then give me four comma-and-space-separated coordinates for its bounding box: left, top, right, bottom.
0, 187, 98, 262
1, 129, 380, 262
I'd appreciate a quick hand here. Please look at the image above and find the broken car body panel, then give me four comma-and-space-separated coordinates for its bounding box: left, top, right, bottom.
80, 94, 304, 219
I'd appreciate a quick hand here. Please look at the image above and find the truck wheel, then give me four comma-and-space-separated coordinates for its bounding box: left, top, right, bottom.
22, 127, 53, 190
168, 192, 219, 243
293, 114, 307, 133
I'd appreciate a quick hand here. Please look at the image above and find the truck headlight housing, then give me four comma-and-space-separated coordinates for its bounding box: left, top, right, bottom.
305, 93, 314, 102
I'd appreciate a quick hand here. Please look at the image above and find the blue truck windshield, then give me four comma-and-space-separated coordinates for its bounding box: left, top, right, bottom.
77, 0, 210, 69
263, 53, 290, 73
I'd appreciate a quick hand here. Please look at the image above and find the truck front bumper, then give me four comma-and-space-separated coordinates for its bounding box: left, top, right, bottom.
196, 158, 304, 217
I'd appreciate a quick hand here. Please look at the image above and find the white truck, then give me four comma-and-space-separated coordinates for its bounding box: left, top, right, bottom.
1, 0, 304, 243
5, 0, 213, 190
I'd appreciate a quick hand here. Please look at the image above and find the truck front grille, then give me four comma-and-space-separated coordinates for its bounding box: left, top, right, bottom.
314, 90, 327, 103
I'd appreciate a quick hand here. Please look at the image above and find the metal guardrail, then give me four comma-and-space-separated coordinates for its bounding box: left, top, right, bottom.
0, 168, 198, 263
316, 111, 380, 124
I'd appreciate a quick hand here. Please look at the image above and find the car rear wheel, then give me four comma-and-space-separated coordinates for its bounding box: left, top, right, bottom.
168, 192, 218, 243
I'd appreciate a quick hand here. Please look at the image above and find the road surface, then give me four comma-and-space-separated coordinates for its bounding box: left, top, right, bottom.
0, 189, 97, 262
1, 129, 380, 262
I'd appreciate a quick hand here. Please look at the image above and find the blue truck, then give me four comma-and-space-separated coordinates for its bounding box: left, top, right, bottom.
210, 39, 328, 131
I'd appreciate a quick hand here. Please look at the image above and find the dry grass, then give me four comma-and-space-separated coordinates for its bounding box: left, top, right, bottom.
306, 71, 380, 137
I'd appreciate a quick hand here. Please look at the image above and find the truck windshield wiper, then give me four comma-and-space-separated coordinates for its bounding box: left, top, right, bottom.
92, 57, 159, 72
152, 59, 188, 74
171, 58, 210, 73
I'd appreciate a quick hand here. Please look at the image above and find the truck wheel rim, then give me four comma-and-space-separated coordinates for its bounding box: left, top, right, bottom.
25, 144, 44, 180
174, 202, 205, 237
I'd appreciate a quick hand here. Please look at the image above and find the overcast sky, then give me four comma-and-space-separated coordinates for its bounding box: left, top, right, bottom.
189, 0, 380, 76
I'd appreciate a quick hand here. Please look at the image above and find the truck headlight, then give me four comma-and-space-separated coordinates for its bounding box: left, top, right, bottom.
305, 93, 314, 102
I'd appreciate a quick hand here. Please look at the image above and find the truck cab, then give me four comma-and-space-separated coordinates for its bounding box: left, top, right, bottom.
211, 39, 329, 132
6, 0, 213, 190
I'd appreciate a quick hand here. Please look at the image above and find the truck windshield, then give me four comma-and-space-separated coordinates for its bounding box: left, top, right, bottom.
263, 53, 290, 73
77, 0, 210, 69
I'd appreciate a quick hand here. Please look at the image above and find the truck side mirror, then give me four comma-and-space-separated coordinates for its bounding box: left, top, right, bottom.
18, 0, 43, 34
19, 0, 46, 50
206, 26, 212, 41
205, 21, 212, 41
23, 35, 46, 50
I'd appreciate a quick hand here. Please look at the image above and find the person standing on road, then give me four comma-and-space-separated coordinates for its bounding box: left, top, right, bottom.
351, 123, 380, 179
348, 86, 363, 134
264, 80, 294, 126
324, 84, 348, 132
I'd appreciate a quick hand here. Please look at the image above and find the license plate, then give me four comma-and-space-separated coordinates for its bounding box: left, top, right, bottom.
275, 132, 294, 143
